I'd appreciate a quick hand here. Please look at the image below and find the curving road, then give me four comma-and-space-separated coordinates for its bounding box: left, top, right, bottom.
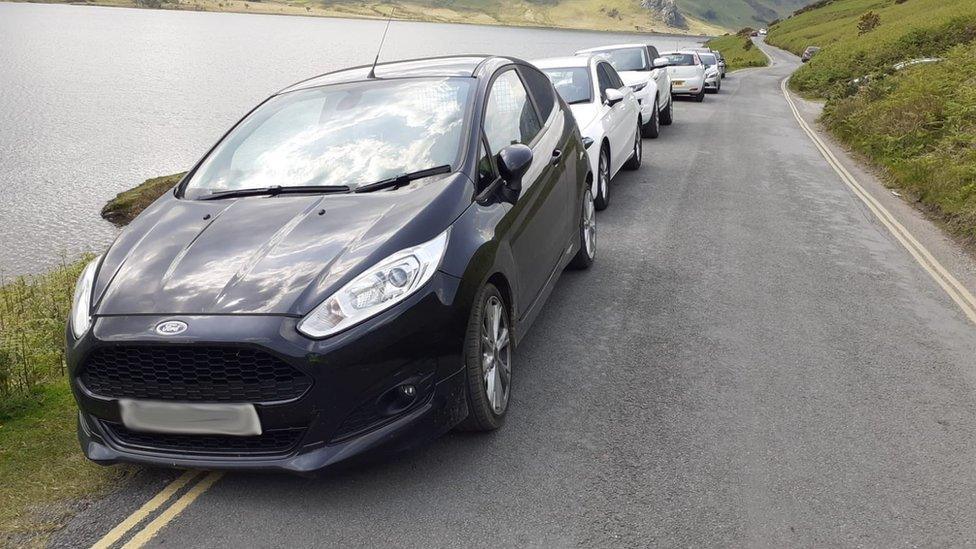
55, 41, 976, 548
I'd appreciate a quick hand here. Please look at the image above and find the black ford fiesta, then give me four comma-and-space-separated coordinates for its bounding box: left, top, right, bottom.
67, 55, 597, 473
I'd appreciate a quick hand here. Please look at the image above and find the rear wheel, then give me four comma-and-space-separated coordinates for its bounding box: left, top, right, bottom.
695, 89, 705, 102
457, 283, 511, 432
660, 94, 674, 126
569, 189, 596, 270
641, 98, 660, 138
594, 146, 610, 211
623, 125, 642, 171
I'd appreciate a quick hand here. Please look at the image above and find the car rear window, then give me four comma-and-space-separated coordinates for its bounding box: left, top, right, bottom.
663, 53, 696, 66
541, 67, 592, 105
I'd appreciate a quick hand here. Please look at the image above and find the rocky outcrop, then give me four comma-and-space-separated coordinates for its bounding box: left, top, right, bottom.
641, 0, 687, 29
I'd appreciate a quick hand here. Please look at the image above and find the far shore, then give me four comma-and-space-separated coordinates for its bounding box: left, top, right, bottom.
7, 0, 718, 37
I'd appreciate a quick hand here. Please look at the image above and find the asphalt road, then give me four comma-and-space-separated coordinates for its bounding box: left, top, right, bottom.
55, 43, 976, 547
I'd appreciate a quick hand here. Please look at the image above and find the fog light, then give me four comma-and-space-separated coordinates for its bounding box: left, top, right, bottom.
400, 384, 417, 397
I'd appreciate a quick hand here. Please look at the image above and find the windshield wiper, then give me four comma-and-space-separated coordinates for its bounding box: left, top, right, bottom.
200, 185, 350, 200
354, 165, 453, 194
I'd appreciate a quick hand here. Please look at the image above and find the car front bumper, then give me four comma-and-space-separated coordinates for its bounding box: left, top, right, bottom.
68, 272, 471, 474
704, 74, 720, 88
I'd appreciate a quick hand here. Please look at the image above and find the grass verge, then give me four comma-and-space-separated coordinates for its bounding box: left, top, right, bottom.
767, 0, 976, 244
706, 33, 769, 71
0, 258, 134, 546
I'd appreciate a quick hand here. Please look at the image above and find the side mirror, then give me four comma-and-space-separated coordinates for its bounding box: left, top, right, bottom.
497, 144, 533, 201
652, 56, 670, 69
604, 88, 624, 106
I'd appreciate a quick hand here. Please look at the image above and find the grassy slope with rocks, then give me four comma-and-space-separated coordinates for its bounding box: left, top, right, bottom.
767, 0, 976, 243
706, 33, 769, 71
681, 0, 809, 30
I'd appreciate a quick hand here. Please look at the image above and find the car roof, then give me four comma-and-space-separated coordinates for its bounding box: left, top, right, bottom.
531, 55, 593, 69
576, 43, 648, 54
279, 55, 522, 94
661, 50, 699, 56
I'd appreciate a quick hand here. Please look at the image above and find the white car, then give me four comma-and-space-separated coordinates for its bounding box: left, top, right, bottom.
697, 51, 722, 93
534, 55, 644, 211
575, 43, 673, 139
661, 51, 707, 102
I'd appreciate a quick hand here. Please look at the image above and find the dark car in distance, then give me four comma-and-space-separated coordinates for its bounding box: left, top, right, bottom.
67, 55, 596, 473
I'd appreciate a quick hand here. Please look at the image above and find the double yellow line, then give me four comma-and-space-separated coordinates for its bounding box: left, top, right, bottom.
780, 77, 976, 325
91, 470, 224, 549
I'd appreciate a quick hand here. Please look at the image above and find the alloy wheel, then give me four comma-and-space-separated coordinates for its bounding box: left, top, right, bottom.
480, 295, 511, 415
583, 190, 596, 259
634, 127, 642, 163
599, 149, 609, 201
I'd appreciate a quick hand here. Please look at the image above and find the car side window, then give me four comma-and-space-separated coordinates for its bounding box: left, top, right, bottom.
646, 46, 659, 61
596, 63, 614, 102
519, 66, 556, 122
484, 70, 542, 154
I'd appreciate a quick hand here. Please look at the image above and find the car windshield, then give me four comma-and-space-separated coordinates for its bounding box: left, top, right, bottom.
663, 53, 697, 66
699, 53, 717, 66
541, 67, 592, 104
183, 77, 473, 195
590, 48, 648, 71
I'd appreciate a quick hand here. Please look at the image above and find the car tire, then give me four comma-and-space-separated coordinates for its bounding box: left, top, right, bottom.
717, 79, 722, 92
623, 125, 642, 171
456, 283, 511, 432
660, 95, 673, 126
594, 145, 610, 211
569, 189, 596, 270
695, 89, 705, 102
641, 98, 660, 138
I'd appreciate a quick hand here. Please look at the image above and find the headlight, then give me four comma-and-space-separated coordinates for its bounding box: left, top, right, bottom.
297, 229, 450, 338
70, 256, 101, 339
629, 82, 647, 93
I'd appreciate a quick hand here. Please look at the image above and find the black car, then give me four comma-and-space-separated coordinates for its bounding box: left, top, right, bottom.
67, 55, 596, 473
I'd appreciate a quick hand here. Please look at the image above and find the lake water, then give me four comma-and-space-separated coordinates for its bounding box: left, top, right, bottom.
0, 2, 701, 276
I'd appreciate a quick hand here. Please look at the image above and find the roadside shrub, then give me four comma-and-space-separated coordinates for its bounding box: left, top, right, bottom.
857, 11, 880, 34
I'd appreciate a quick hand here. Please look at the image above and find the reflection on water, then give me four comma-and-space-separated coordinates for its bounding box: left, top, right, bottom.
0, 2, 701, 276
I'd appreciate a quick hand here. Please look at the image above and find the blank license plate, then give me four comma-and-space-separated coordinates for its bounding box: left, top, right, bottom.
119, 399, 262, 436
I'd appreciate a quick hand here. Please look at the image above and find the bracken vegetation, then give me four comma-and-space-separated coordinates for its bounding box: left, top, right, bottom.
767, 0, 976, 244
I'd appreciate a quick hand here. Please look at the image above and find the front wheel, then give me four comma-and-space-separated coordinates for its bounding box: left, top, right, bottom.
594, 146, 610, 211
456, 283, 512, 432
641, 98, 660, 138
623, 124, 642, 171
569, 189, 596, 270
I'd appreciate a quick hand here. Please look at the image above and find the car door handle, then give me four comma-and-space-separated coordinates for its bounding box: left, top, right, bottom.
551, 149, 563, 166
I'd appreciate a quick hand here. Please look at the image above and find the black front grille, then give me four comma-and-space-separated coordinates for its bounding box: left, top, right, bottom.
80, 346, 311, 402
102, 422, 305, 456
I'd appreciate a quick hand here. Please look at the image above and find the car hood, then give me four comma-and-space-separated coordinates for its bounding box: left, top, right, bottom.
668, 66, 704, 79
615, 71, 652, 88
93, 173, 471, 316
568, 103, 601, 132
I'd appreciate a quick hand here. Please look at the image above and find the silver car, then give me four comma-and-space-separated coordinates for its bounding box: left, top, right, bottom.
698, 52, 722, 93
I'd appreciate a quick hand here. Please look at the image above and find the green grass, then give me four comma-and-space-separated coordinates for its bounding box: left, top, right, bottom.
767, 0, 976, 244
102, 172, 184, 226
0, 384, 131, 546
706, 33, 769, 71
0, 257, 134, 544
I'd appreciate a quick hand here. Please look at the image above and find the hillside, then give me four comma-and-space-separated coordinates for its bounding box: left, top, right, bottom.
767, 0, 976, 242
681, 0, 810, 29
26, 0, 810, 33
